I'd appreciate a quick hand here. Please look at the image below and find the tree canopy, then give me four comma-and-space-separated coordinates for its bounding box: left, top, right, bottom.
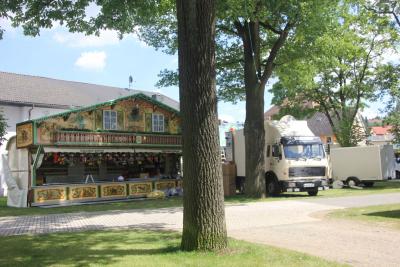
0, 109, 7, 146
1, 0, 227, 251
270, 0, 399, 146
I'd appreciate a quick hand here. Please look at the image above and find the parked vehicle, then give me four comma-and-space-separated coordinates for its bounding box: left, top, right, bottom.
230, 115, 329, 196
394, 154, 400, 179
330, 145, 395, 187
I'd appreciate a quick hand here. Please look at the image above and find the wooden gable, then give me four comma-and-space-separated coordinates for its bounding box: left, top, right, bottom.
16, 94, 181, 148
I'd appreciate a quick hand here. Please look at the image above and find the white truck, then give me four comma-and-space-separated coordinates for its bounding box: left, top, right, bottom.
230, 115, 329, 196
330, 145, 395, 187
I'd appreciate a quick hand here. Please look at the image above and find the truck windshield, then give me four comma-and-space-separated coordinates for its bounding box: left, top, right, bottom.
283, 144, 325, 160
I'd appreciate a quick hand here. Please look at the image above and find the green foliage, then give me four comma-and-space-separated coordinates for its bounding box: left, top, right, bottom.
0, 0, 337, 100
378, 64, 400, 143
386, 113, 400, 143
0, 109, 7, 146
272, 105, 316, 121
366, 0, 400, 28
271, 1, 397, 147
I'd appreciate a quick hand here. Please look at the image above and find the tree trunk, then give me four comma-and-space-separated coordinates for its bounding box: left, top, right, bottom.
242, 21, 266, 198
244, 83, 266, 197
177, 0, 227, 251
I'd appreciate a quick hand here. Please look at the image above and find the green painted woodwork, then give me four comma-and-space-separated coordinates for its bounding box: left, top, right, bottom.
25, 93, 179, 124
31, 145, 43, 186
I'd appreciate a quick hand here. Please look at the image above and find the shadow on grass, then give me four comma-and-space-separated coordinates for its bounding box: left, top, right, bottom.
0, 197, 183, 218
0, 230, 181, 267
365, 209, 400, 220
225, 193, 310, 204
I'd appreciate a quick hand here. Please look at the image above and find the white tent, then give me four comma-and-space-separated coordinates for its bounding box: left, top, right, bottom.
0, 132, 16, 197
0, 134, 28, 207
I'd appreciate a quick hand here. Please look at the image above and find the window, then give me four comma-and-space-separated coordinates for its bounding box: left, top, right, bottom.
152, 114, 164, 132
272, 144, 280, 158
103, 110, 117, 130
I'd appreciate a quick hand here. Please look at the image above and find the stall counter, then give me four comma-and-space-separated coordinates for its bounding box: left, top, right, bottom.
31, 178, 181, 206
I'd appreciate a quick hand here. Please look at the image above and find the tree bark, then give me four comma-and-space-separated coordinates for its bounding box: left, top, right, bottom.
244, 82, 266, 197
236, 20, 266, 198
177, 0, 227, 251
240, 20, 290, 197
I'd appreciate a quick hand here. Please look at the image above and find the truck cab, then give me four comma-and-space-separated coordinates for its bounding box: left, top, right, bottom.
265, 136, 329, 196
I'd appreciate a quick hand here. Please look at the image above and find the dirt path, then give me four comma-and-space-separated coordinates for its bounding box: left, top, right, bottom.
229, 215, 400, 267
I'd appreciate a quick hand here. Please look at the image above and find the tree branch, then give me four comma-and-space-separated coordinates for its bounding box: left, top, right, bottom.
259, 21, 282, 34
392, 11, 400, 27
259, 22, 292, 88
233, 20, 244, 38
217, 24, 238, 36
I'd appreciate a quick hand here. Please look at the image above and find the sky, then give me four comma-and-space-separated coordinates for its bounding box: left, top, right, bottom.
0, 17, 256, 125
0, 14, 385, 127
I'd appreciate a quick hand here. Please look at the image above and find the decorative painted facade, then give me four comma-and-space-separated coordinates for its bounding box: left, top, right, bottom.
16, 93, 182, 148
13, 93, 183, 206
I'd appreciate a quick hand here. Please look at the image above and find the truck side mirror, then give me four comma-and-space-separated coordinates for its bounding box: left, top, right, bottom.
327, 144, 331, 155
278, 153, 282, 160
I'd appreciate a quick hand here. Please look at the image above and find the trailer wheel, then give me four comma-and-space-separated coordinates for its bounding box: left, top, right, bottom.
307, 189, 318, 196
363, 182, 374, 187
266, 174, 280, 197
346, 177, 360, 187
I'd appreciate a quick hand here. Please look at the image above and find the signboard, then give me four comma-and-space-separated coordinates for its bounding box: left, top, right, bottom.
16, 122, 34, 148
225, 131, 233, 162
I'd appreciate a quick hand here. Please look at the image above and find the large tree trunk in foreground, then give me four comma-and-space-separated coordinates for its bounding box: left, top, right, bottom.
177, 0, 227, 251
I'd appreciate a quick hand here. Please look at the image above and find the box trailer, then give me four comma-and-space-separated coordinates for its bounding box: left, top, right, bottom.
330, 145, 395, 187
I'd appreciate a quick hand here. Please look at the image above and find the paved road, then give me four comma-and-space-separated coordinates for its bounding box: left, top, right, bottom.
0, 193, 399, 267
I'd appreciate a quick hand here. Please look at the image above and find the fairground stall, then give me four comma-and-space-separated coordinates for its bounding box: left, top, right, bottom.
10, 93, 182, 207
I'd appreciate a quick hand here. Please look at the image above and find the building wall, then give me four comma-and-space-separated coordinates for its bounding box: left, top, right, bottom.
0, 104, 67, 133
0, 104, 67, 152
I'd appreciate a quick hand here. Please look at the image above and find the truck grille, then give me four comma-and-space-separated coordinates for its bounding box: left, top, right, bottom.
289, 167, 326, 177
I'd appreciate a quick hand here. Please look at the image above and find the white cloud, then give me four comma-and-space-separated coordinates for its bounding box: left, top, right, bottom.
53, 30, 120, 48
75, 51, 107, 71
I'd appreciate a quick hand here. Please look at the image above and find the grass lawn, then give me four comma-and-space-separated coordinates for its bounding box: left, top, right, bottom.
0, 196, 183, 217
328, 203, 400, 229
0, 180, 398, 218
226, 180, 400, 204
0, 229, 345, 267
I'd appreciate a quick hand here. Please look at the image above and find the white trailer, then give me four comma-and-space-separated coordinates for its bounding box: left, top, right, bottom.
231, 115, 329, 196
330, 145, 395, 187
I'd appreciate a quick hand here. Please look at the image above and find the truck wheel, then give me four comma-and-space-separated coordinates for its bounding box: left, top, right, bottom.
363, 182, 374, 187
346, 177, 360, 187
266, 177, 280, 197
307, 189, 318, 196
